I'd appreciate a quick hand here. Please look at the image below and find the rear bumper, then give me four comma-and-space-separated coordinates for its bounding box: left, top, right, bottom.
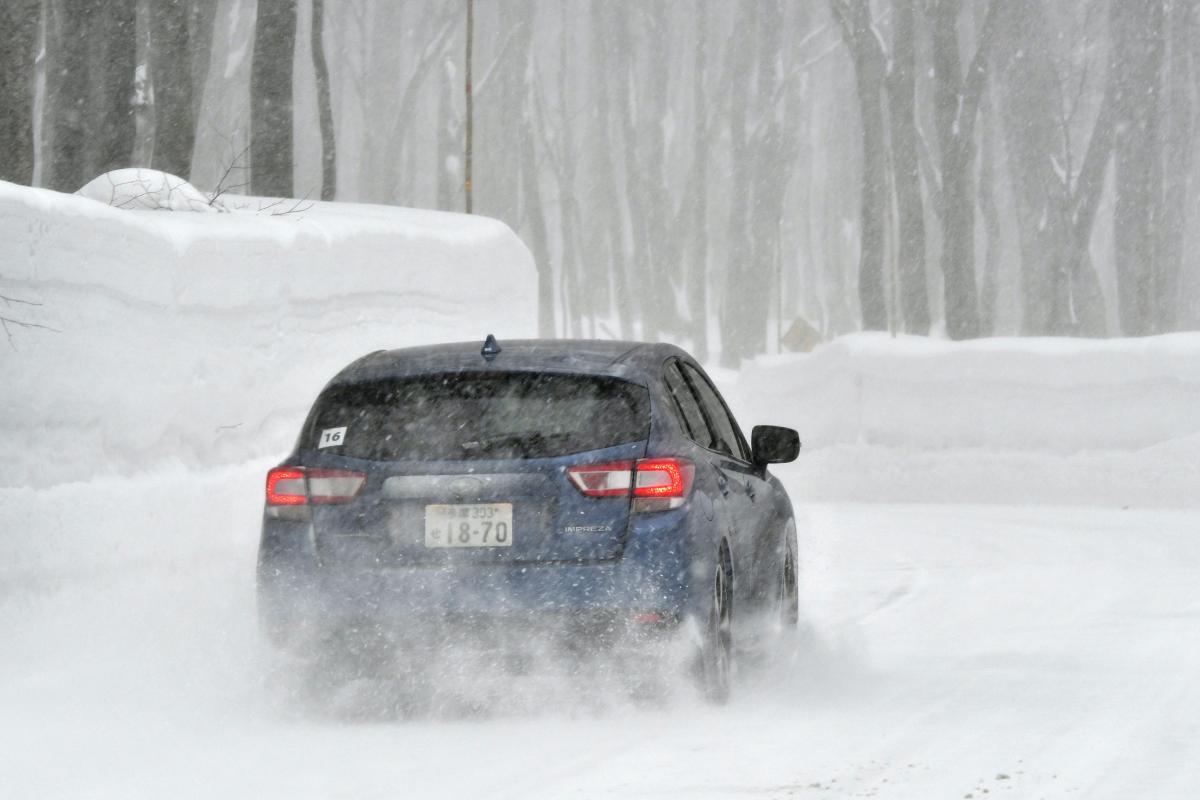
314, 557, 687, 619
258, 507, 710, 646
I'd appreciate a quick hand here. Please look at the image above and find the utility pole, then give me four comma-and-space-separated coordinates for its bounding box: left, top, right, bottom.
464, 0, 474, 213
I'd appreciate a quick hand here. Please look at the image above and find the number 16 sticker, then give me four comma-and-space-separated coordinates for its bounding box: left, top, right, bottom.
319, 426, 347, 448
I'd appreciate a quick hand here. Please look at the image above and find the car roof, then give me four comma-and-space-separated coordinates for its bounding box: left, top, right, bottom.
331, 338, 690, 386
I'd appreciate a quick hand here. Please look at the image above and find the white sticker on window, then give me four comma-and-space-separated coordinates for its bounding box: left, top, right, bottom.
318, 426, 347, 448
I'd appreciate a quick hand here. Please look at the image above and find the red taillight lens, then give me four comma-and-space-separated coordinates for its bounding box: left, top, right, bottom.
265, 467, 366, 506
633, 458, 693, 511
633, 458, 693, 498
567, 458, 693, 512
266, 467, 307, 506
566, 461, 634, 497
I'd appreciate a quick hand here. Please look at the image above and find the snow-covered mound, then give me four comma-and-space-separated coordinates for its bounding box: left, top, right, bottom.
0, 180, 537, 488
76, 168, 223, 213
725, 333, 1200, 507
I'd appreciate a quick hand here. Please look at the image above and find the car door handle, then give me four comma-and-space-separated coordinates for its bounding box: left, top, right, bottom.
716, 475, 730, 496
745, 480, 756, 500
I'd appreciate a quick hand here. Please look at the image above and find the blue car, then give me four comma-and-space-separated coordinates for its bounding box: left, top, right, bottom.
257, 336, 800, 703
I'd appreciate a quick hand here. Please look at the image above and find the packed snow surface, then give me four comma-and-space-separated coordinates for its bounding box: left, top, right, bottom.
3, 471, 1199, 799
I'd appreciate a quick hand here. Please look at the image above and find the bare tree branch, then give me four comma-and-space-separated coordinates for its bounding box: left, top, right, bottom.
0, 292, 42, 307
0, 316, 60, 349
207, 145, 252, 207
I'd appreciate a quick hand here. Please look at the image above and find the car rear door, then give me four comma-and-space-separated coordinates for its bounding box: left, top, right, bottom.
301, 372, 650, 567
677, 362, 778, 614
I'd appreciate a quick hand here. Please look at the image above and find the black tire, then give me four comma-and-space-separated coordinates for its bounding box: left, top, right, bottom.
763, 524, 803, 672
779, 543, 799, 629
701, 551, 733, 704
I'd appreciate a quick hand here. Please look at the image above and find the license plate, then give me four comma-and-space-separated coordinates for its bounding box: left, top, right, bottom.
424, 503, 513, 548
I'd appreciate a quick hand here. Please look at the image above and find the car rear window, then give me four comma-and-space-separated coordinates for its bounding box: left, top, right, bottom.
305, 372, 650, 461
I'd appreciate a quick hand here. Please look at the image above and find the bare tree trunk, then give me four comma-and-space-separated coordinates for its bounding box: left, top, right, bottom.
377, 7, 455, 206
977, 87, 1002, 335
1067, 81, 1117, 338
1111, 0, 1166, 335
612, 8, 653, 339
311, 0, 336, 200
994, 0, 1069, 335
90, 0, 136, 177
435, 57, 458, 211
464, 0, 473, 213
47, 0, 136, 190
1160, 0, 1193, 332
747, 0, 799, 349
720, 1, 758, 365
555, 4, 583, 338
46, 0, 89, 191
509, 4, 554, 337
927, 0, 997, 339
250, 0, 296, 197
886, 0, 931, 334
89, 0, 136, 177
832, 0, 888, 332
519, 113, 554, 336
619, 3, 678, 340
148, 0, 195, 178
587, 0, 628, 337
688, 1, 710, 360
993, 0, 1111, 336
0, 0, 39, 184
187, 1, 216, 121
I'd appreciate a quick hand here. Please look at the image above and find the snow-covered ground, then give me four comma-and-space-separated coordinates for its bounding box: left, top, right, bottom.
4, 468, 1199, 799
4, 183, 1199, 797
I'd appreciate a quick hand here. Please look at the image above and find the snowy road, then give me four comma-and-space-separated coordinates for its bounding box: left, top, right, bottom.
3, 464, 1199, 799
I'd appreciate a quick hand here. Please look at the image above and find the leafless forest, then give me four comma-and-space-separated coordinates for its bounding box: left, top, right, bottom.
1, 0, 1197, 363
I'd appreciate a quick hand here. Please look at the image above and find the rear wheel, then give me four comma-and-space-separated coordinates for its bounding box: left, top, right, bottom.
779, 545, 799, 629
764, 526, 805, 672
700, 553, 733, 704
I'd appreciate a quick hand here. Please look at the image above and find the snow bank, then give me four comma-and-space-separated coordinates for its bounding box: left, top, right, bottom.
0, 181, 537, 488
725, 333, 1200, 507
76, 169, 222, 213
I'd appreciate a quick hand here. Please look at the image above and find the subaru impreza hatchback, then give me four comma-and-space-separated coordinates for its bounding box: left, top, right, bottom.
257, 337, 800, 702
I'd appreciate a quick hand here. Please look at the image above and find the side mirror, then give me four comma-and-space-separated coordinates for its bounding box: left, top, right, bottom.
751, 425, 800, 466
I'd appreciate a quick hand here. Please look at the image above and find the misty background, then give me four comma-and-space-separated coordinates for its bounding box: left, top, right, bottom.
1, 0, 1197, 364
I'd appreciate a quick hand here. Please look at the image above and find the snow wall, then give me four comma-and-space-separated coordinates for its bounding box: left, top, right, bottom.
2, 178, 1195, 507
726, 334, 1200, 508
0, 181, 538, 488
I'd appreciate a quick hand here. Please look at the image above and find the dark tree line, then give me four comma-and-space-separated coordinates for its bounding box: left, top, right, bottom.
3, 0, 1199, 355
0, 0, 330, 199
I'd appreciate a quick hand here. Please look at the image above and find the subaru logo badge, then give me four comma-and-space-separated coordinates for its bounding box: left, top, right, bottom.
447, 476, 484, 501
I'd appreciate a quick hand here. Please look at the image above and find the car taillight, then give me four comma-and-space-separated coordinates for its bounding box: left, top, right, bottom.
266, 467, 307, 506
632, 458, 694, 511
265, 467, 366, 506
633, 458, 692, 498
567, 458, 693, 512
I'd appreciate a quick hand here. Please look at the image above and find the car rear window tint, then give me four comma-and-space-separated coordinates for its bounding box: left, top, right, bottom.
681, 363, 748, 461
306, 372, 650, 461
664, 361, 713, 448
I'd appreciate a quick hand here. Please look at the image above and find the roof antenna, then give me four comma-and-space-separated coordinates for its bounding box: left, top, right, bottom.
481, 333, 502, 362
